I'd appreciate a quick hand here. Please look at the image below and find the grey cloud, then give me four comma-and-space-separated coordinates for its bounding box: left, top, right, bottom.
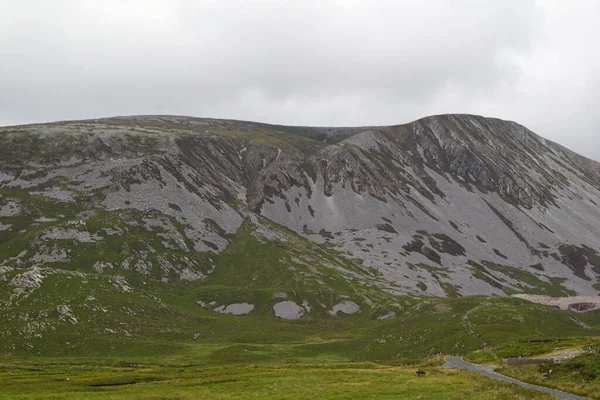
0, 0, 598, 160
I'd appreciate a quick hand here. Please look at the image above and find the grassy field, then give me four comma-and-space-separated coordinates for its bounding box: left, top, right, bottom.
0, 358, 556, 399
497, 347, 600, 399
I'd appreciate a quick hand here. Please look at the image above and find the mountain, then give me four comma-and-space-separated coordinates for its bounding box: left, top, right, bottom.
1, 113, 600, 356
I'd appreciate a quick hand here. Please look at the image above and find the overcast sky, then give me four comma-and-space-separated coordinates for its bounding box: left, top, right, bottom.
1, 1, 599, 160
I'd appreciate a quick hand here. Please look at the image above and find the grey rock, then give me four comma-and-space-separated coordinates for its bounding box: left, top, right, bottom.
273, 301, 305, 320
214, 303, 255, 315
329, 301, 361, 316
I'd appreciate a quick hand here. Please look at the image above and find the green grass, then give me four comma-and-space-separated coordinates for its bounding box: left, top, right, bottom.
465, 341, 600, 398
498, 349, 600, 399
465, 337, 600, 363
0, 359, 556, 399
482, 262, 576, 296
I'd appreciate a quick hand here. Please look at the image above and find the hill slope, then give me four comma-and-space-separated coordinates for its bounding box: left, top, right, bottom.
1, 114, 600, 356
2, 114, 599, 297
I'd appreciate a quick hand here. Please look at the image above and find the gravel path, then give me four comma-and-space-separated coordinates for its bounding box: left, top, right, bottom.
445, 356, 589, 400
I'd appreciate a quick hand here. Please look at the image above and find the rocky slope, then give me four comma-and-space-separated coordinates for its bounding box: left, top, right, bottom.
1, 113, 600, 304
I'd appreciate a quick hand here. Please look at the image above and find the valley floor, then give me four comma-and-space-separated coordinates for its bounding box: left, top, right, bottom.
0, 358, 555, 400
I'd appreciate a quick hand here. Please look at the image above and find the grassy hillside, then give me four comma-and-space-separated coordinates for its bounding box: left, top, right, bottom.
2, 187, 600, 363
2, 188, 600, 397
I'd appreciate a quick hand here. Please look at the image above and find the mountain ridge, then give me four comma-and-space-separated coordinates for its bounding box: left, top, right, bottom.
8, 112, 598, 161
2, 112, 600, 357
1, 113, 599, 298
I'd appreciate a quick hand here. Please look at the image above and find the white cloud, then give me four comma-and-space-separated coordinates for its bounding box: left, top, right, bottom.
0, 0, 598, 160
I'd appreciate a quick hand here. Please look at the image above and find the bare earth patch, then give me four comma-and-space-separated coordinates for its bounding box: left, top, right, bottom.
513, 294, 600, 312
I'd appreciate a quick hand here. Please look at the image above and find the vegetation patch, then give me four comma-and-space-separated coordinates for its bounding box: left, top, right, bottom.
430, 233, 466, 256
439, 282, 461, 298
482, 262, 576, 297
467, 260, 504, 290
376, 223, 396, 234
498, 347, 600, 400
530, 263, 544, 271
449, 220, 462, 232
493, 248, 508, 259
559, 244, 589, 280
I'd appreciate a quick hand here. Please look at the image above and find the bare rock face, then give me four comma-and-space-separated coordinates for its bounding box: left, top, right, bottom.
1, 113, 600, 299
273, 301, 305, 320
214, 303, 255, 316
328, 301, 361, 316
